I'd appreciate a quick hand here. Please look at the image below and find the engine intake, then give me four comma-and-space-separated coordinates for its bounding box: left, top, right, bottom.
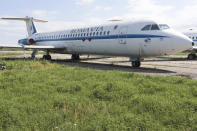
28, 38, 35, 45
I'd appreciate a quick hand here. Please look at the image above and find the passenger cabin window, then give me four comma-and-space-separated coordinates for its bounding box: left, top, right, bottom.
114, 25, 118, 30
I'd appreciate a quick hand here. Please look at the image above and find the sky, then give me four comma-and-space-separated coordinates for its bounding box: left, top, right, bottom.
0, 0, 197, 43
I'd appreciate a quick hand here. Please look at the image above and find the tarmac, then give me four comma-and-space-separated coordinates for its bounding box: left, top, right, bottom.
1, 51, 197, 80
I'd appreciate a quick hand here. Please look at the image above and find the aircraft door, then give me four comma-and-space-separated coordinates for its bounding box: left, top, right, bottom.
141, 37, 162, 56
119, 26, 128, 44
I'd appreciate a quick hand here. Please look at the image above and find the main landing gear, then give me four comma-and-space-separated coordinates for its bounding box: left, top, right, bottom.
71, 54, 80, 61
187, 53, 196, 60
132, 60, 141, 68
31, 50, 38, 59
43, 50, 52, 60
130, 58, 141, 68
43, 55, 51, 60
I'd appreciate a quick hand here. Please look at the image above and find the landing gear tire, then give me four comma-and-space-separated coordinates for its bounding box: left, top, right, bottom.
71, 54, 80, 61
188, 54, 196, 60
132, 61, 141, 68
43, 55, 52, 60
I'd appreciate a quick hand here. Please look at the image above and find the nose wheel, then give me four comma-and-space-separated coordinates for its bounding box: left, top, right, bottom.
188, 53, 196, 60
132, 60, 141, 68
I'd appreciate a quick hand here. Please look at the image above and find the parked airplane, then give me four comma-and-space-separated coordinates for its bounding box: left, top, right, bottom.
184, 29, 197, 60
0, 16, 193, 67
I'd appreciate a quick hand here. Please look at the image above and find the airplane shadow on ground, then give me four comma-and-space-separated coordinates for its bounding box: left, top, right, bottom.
51, 59, 175, 74
144, 57, 197, 62
4, 57, 176, 74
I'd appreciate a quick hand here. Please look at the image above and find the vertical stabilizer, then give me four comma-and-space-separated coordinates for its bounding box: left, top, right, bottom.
1, 16, 48, 36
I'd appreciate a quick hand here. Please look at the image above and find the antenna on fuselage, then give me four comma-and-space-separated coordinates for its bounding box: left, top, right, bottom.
108, 19, 122, 22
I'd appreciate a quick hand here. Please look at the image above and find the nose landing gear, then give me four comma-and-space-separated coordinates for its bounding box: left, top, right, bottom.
187, 53, 196, 60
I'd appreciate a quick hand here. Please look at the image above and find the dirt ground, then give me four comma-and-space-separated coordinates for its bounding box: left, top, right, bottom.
1, 51, 197, 80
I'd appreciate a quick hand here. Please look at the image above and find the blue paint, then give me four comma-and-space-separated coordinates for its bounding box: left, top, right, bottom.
31, 21, 37, 34
35, 34, 168, 43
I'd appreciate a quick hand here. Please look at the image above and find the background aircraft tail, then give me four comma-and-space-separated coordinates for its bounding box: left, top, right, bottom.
1, 16, 48, 36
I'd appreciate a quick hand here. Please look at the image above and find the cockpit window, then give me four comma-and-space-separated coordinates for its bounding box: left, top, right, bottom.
141, 24, 160, 31
151, 24, 160, 30
159, 24, 170, 30
141, 25, 151, 31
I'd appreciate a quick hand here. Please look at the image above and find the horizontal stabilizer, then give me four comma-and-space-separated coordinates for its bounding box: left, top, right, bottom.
1, 17, 48, 23
1, 16, 48, 36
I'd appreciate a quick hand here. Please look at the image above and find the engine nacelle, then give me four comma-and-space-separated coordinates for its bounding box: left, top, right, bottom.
28, 38, 35, 45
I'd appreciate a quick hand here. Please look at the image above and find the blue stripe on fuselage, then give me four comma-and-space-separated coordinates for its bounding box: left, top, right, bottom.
35, 34, 168, 43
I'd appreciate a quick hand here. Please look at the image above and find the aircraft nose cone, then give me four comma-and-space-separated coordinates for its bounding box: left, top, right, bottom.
175, 34, 193, 52
182, 38, 193, 50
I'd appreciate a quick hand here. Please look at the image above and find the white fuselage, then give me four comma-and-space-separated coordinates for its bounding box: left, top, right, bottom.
24, 20, 192, 59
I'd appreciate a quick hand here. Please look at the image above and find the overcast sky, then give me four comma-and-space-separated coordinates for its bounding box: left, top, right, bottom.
0, 0, 197, 43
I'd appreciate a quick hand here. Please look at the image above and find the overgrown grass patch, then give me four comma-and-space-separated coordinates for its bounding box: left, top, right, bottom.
0, 60, 197, 130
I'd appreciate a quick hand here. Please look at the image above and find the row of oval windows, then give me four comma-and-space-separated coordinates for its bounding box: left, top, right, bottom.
36, 31, 111, 40
189, 36, 197, 40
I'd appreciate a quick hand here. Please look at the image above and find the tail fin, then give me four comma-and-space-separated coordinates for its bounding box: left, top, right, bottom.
1, 16, 48, 36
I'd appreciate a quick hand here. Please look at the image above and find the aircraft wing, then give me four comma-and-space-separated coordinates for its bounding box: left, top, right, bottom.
23, 45, 66, 49
0, 44, 67, 50
0, 44, 22, 48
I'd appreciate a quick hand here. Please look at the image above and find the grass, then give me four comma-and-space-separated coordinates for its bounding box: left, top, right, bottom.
0, 59, 197, 130
0, 51, 46, 58
175, 51, 190, 56
0, 52, 24, 57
